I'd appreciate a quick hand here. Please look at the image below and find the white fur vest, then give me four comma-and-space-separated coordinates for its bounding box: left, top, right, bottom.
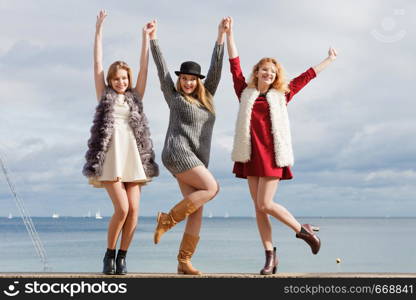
231, 88, 294, 167
82, 87, 159, 178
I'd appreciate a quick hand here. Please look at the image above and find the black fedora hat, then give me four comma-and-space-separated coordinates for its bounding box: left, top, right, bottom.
175, 61, 205, 79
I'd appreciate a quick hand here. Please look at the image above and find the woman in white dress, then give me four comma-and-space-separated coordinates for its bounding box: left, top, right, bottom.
83, 10, 159, 275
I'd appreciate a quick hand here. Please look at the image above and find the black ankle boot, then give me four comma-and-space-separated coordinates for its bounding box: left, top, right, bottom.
260, 247, 278, 275
116, 250, 127, 275
296, 224, 321, 254
103, 249, 116, 275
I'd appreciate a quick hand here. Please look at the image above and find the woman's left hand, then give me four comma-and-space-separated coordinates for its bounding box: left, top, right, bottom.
143, 20, 155, 36
218, 17, 228, 34
328, 47, 338, 61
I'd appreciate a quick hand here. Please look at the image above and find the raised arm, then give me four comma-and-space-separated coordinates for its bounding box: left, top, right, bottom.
312, 47, 337, 74
149, 20, 176, 103
133, 22, 152, 100
94, 10, 107, 101
225, 17, 247, 99
286, 47, 337, 102
225, 17, 238, 59
204, 18, 226, 96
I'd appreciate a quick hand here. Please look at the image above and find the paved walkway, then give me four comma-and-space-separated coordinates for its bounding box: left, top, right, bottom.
1, 273, 415, 278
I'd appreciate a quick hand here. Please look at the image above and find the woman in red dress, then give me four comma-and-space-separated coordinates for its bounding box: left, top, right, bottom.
224, 17, 337, 275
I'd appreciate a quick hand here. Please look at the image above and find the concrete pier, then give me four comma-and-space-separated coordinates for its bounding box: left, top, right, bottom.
1, 273, 415, 278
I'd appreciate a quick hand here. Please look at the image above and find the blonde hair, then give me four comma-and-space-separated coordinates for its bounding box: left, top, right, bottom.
247, 58, 289, 94
106, 61, 133, 90
176, 77, 215, 114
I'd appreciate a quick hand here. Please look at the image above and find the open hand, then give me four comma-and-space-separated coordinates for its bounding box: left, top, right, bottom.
328, 47, 338, 60
96, 9, 108, 30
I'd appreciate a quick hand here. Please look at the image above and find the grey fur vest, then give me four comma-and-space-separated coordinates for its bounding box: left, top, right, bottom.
82, 87, 159, 178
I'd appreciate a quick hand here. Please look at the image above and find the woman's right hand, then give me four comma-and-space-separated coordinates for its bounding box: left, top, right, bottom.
224, 16, 232, 34
96, 9, 108, 31
218, 17, 228, 35
148, 20, 157, 40
144, 20, 156, 37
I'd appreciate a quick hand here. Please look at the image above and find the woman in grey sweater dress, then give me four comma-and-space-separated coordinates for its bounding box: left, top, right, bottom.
148, 19, 226, 275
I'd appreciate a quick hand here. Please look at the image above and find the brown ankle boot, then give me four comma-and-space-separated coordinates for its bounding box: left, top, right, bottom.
296, 224, 321, 254
153, 199, 197, 244
260, 247, 278, 275
177, 233, 202, 275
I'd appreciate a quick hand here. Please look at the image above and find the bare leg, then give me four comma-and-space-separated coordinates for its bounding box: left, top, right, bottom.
174, 165, 219, 209
247, 176, 273, 251
177, 180, 203, 237
103, 181, 129, 249
173, 169, 218, 276
119, 183, 141, 251
256, 177, 301, 233
154, 166, 219, 245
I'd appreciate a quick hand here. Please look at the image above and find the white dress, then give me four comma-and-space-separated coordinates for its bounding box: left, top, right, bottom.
89, 94, 150, 188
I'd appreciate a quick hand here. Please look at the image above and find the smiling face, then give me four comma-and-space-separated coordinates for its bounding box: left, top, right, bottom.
179, 74, 198, 95
110, 69, 129, 94
255, 62, 277, 88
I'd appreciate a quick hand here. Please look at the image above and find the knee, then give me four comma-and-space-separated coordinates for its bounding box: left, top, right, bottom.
206, 181, 220, 201
128, 205, 138, 216
257, 204, 272, 214
114, 207, 129, 220
127, 207, 139, 223
255, 206, 267, 215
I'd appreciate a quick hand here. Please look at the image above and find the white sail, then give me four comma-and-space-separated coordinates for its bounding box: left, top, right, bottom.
95, 211, 103, 219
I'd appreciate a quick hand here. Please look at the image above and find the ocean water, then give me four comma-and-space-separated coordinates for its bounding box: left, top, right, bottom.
0, 217, 415, 273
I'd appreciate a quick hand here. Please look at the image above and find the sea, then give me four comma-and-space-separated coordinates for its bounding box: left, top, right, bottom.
0, 217, 415, 274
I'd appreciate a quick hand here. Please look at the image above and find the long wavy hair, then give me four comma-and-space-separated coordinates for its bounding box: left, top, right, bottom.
106, 61, 133, 90
247, 58, 289, 94
176, 77, 214, 114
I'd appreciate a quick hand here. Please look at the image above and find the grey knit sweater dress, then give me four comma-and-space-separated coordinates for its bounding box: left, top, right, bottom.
150, 39, 224, 174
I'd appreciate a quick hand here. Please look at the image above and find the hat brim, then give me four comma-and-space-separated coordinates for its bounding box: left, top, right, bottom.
175, 71, 205, 79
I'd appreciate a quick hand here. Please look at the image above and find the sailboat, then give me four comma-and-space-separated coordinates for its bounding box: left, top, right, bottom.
224, 212, 229, 218
7, 213, 12, 219
95, 211, 103, 219
208, 211, 213, 218
52, 213, 59, 219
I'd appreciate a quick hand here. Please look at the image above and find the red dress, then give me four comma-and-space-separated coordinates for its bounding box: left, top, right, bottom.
230, 57, 316, 180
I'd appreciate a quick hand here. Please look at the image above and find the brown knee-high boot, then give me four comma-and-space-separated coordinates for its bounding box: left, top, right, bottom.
177, 233, 202, 275
153, 199, 198, 244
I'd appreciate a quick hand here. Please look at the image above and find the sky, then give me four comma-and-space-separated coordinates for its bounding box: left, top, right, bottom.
0, 0, 415, 217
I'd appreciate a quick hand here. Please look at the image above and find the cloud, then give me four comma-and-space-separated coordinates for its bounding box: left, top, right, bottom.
336, 121, 416, 170
1, 0, 415, 216
365, 169, 416, 182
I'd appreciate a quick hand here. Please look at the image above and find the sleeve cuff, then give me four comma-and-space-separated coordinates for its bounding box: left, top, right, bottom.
229, 56, 240, 64
308, 67, 317, 78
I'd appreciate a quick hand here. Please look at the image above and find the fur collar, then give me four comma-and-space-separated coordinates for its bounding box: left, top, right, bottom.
82, 87, 159, 178
231, 87, 294, 167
